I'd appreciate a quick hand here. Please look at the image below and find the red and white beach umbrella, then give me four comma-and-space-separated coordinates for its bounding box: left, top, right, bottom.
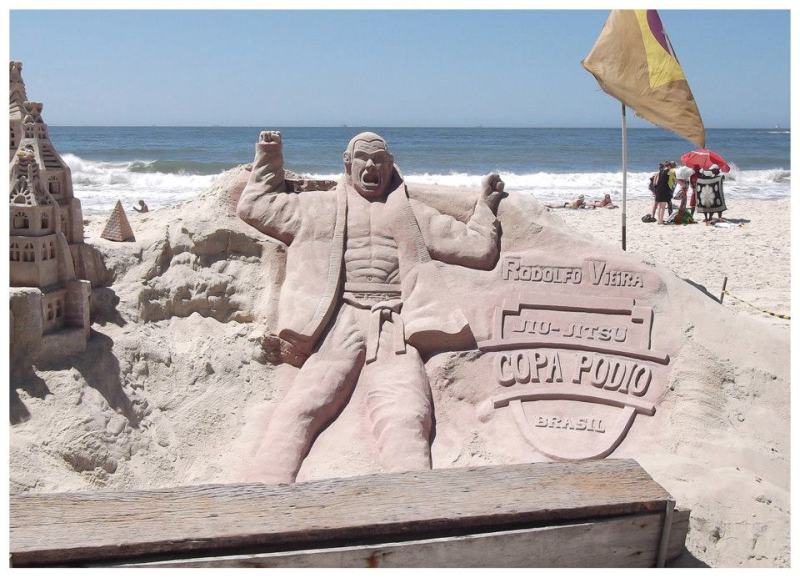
680, 148, 730, 173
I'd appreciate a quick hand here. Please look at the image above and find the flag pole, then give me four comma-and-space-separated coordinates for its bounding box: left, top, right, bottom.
621, 102, 628, 251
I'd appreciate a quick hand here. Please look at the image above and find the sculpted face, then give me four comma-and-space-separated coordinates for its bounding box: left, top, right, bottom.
344, 132, 394, 199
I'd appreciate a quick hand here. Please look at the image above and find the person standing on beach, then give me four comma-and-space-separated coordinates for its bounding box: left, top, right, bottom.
672, 175, 691, 224
688, 165, 701, 217
669, 165, 694, 224
646, 164, 662, 221
710, 164, 726, 222
652, 162, 674, 224
696, 164, 727, 225
666, 161, 677, 216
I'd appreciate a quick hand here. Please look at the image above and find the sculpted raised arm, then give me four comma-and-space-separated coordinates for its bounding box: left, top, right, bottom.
414, 173, 503, 270
236, 131, 302, 244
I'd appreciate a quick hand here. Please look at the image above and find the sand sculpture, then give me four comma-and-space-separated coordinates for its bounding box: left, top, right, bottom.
9, 61, 103, 366
101, 200, 135, 242
236, 131, 505, 482
233, 128, 680, 484
235, 132, 681, 484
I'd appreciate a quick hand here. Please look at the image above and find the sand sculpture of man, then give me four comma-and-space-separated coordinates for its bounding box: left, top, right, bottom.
237, 130, 504, 483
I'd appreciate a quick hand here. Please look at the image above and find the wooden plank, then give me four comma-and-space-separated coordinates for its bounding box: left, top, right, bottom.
666, 507, 691, 562
125, 508, 691, 568
122, 512, 672, 568
11, 459, 671, 566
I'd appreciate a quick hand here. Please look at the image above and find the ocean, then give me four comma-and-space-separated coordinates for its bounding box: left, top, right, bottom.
48, 127, 791, 215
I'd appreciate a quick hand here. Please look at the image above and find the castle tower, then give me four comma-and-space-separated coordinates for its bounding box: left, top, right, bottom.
15, 100, 85, 246
9, 62, 95, 366
9, 62, 106, 285
9, 146, 91, 357
9, 61, 27, 161
10, 146, 64, 288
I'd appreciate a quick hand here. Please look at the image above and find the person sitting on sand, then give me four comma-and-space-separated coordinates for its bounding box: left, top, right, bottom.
589, 193, 617, 208
546, 194, 587, 209
132, 199, 149, 213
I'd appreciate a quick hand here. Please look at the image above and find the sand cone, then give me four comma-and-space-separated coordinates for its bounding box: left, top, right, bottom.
100, 200, 135, 242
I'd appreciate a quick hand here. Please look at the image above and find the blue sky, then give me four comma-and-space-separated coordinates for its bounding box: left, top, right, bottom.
9, 9, 791, 128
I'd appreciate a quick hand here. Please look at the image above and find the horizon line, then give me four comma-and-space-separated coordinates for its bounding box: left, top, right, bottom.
47, 125, 786, 130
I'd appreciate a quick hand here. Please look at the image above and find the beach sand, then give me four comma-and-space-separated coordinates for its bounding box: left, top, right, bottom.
551, 198, 791, 331
10, 173, 790, 567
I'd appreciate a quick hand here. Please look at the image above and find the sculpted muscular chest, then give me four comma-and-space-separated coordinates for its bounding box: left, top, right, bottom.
344, 189, 400, 284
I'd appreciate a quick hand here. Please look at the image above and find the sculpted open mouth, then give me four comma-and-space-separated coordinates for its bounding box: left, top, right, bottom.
360, 171, 381, 188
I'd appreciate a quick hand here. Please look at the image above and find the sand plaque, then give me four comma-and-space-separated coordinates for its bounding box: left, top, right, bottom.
478, 292, 670, 460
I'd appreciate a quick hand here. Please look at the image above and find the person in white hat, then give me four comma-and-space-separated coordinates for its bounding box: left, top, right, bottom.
670, 166, 693, 224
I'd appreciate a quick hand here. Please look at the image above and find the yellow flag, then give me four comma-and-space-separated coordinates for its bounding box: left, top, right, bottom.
582, 10, 705, 147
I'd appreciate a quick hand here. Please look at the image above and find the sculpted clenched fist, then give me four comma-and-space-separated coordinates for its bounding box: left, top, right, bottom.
259, 130, 282, 145
481, 172, 506, 214
254, 130, 285, 174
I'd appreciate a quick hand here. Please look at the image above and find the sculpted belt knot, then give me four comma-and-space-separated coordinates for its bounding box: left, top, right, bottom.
366, 299, 405, 364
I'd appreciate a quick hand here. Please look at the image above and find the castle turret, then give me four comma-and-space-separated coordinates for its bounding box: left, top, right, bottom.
9, 61, 28, 161
9, 62, 94, 366
13, 100, 85, 245
10, 145, 74, 287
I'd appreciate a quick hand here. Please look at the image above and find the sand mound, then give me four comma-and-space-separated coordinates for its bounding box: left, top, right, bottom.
10, 166, 789, 567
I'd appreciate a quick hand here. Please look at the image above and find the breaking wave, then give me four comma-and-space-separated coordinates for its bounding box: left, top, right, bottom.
127, 159, 236, 175
62, 154, 220, 214
62, 153, 791, 215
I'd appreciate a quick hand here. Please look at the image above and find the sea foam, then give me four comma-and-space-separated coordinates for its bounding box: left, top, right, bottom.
63, 154, 218, 214
63, 154, 791, 215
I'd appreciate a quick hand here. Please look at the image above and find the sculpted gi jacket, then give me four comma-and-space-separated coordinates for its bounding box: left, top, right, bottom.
237, 142, 500, 363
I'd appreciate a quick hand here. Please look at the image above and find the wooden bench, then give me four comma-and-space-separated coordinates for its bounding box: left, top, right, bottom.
10, 459, 689, 567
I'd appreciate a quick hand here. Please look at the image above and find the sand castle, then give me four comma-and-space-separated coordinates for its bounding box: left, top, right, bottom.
9, 61, 104, 366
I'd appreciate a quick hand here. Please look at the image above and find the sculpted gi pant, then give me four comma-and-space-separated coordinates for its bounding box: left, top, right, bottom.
249, 295, 433, 483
